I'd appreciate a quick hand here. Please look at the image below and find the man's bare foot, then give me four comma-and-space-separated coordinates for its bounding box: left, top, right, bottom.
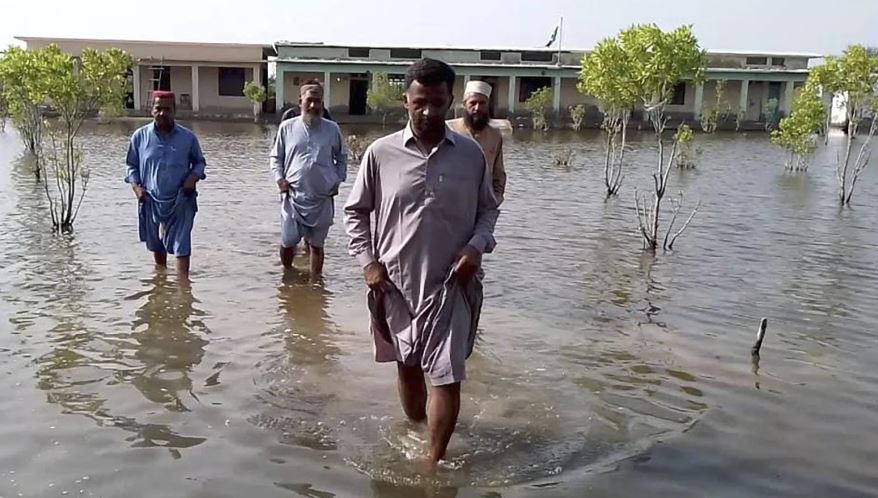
414, 455, 438, 476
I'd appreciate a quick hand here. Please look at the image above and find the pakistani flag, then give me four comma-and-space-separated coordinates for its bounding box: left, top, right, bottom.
545, 24, 559, 48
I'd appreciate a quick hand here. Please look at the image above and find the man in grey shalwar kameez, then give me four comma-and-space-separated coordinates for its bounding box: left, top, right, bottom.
344, 59, 499, 469
270, 81, 347, 277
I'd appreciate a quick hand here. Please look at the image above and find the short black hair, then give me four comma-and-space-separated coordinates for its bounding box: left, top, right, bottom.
404, 58, 456, 92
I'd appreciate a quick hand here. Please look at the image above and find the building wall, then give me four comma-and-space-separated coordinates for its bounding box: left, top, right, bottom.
328, 74, 351, 111
281, 71, 324, 107
198, 66, 254, 111
746, 81, 768, 120
665, 82, 696, 114
560, 78, 594, 108
701, 80, 745, 115
170, 66, 193, 109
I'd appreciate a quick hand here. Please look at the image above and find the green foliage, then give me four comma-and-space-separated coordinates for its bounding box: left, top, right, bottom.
568, 104, 586, 131
762, 98, 780, 131
523, 86, 552, 131
810, 45, 878, 204
771, 87, 825, 170
243, 81, 266, 121
0, 43, 133, 232
367, 73, 404, 126
579, 37, 638, 117
674, 123, 696, 168
619, 24, 707, 114
700, 80, 731, 133
674, 123, 694, 144
243, 81, 267, 104
0, 46, 45, 155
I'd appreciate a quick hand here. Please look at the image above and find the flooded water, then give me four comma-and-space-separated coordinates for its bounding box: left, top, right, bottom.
1, 120, 877, 498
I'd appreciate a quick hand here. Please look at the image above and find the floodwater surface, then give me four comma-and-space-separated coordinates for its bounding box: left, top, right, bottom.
1, 121, 877, 498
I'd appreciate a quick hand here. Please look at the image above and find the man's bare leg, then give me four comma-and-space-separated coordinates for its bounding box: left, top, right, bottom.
397, 363, 427, 422
153, 251, 168, 268
176, 256, 190, 278
427, 382, 461, 465
309, 245, 325, 277
280, 245, 295, 269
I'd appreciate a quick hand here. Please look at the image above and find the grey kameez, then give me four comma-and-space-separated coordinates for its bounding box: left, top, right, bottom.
343, 124, 499, 385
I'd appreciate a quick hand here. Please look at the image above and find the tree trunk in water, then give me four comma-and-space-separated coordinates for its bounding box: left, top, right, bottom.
839, 121, 855, 205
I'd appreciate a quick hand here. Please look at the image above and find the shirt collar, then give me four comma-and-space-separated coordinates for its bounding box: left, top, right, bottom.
151, 122, 178, 136
403, 122, 457, 148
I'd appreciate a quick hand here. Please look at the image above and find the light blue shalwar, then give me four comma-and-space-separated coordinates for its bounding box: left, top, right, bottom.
125, 123, 206, 257
269, 116, 347, 249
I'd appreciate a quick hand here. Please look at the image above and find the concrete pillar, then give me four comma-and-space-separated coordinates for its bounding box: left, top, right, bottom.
323, 70, 332, 111
276, 68, 285, 113
507, 75, 517, 115
552, 76, 562, 115
191, 65, 200, 113
132, 64, 142, 111
693, 82, 704, 120
463, 74, 471, 85
253, 64, 262, 86
739, 79, 749, 118
783, 80, 795, 116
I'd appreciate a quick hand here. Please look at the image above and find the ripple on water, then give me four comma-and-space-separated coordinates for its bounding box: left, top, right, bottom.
1, 124, 877, 497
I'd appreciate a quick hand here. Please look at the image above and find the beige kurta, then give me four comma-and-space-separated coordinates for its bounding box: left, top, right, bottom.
447, 118, 506, 204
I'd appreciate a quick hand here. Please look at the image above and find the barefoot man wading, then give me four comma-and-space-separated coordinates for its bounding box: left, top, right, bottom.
270, 80, 347, 277
125, 91, 206, 277
344, 58, 499, 468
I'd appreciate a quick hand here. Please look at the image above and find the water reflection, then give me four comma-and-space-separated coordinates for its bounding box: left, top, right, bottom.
249, 273, 342, 451
129, 274, 209, 412
278, 270, 341, 373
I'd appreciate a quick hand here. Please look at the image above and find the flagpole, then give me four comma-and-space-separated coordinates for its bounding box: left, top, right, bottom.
557, 15, 563, 65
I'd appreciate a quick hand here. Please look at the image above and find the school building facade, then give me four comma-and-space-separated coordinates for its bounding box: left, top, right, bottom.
273, 42, 817, 127
15, 37, 274, 118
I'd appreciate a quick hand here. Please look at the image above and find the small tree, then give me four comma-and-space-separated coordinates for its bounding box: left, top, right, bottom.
762, 98, 780, 131
0, 81, 7, 132
568, 104, 586, 131
699, 79, 730, 133
366, 73, 403, 126
523, 86, 552, 131
243, 81, 266, 123
771, 86, 825, 171
34, 45, 132, 233
674, 124, 696, 169
0, 46, 45, 176
821, 45, 878, 205
622, 24, 706, 251
579, 36, 639, 197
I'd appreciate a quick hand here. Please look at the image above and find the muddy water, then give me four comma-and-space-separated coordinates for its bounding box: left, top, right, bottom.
0, 121, 876, 498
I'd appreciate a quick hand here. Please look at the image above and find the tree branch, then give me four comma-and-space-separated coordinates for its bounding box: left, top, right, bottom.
667, 200, 701, 250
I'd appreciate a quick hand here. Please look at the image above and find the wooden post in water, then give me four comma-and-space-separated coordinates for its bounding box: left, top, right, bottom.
751, 318, 768, 356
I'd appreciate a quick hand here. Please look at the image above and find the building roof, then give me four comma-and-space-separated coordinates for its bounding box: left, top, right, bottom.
16, 36, 271, 49
15, 36, 277, 56
274, 40, 822, 59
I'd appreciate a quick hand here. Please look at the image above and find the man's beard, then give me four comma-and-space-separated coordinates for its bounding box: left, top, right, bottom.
303, 111, 320, 125
465, 111, 489, 131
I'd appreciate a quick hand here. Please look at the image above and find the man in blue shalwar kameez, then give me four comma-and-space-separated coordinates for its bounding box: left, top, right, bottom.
125, 91, 206, 277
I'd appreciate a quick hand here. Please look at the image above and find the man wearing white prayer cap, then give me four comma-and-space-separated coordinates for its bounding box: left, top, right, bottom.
447, 80, 507, 204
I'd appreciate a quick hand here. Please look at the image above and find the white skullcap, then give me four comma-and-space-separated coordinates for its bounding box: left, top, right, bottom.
464, 80, 492, 98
